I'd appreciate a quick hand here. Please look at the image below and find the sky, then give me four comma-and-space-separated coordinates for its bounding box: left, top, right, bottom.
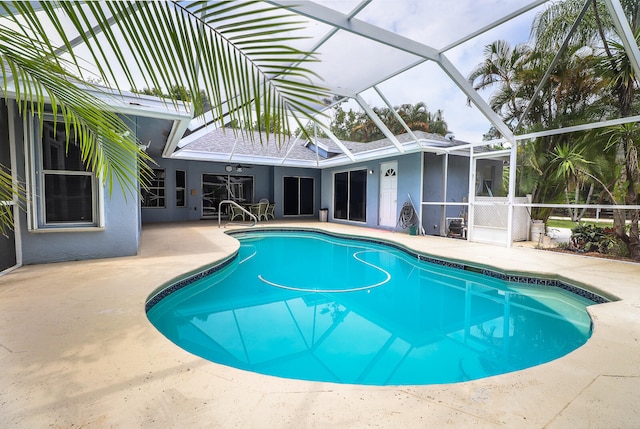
293, 0, 548, 143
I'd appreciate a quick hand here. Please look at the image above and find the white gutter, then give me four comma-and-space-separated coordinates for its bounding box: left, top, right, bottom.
2, 78, 192, 155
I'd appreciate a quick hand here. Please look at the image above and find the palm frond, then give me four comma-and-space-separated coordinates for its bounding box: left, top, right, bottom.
0, 0, 329, 234
58, 1, 329, 143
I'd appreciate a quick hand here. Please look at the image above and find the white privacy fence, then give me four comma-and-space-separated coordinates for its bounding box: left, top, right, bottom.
469, 196, 531, 245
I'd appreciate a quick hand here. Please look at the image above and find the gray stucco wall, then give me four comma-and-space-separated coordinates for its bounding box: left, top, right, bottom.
320, 153, 423, 229
142, 158, 321, 222
13, 105, 142, 264
272, 166, 321, 218
19, 182, 141, 264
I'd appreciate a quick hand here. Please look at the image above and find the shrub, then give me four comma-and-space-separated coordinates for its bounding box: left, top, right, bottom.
570, 224, 617, 254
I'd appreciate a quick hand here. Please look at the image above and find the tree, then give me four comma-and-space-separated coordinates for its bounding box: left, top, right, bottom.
133, 85, 212, 113
0, 1, 327, 231
604, 122, 640, 257
394, 102, 449, 135
468, 38, 607, 223
468, 2, 640, 250
468, 40, 532, 128
229, 113, 290, 135
323, 101, 450, 143
549, 142, 594, 221
532, 0, 640, 258
330, 104, 362, 140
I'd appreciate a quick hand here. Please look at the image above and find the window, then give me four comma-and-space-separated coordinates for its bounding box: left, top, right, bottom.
142, 169, 166, 208
283, 176, 314, 216
176, 170, 186, 207
334, 169, 367, 222
39, 118, 98, 226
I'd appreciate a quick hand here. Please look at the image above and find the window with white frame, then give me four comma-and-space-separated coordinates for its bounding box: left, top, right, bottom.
142, 168, 166, 208
38, 118, 98, 226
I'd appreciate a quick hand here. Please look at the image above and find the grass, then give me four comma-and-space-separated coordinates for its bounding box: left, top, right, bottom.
546, 217, 614, 230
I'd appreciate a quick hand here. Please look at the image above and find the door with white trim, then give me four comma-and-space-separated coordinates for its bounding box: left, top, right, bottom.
379, 161, 397, 227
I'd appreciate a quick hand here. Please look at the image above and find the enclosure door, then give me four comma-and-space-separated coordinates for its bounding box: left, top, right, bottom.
379, 161, 398, 227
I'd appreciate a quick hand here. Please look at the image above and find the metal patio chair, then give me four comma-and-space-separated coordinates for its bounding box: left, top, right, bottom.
265, 203, 275, 220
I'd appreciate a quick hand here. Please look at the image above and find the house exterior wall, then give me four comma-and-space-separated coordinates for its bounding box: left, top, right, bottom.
10, 104, 141, 264
142, 158, 321, 222
320, 153, 422, 229
272, 166, 321, 218
141, 157, 202, 223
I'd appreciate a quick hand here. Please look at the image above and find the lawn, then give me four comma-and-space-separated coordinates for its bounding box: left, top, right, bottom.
546, 217, 614, 230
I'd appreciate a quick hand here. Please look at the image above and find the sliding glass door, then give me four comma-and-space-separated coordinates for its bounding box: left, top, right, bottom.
283, 176, 314, 216
334, 169, 367, 222
202, 174, 254, 218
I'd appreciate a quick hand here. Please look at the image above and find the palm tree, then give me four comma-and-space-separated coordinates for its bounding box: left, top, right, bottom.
332, 102, 449, 142
0, 1, 327, 231
468, 40, 532, 127
549, 142, 598, 221
395, 102, 430, 132
469, 37, 606, 223
603, 122, 640, 257
532, 0, 640, 258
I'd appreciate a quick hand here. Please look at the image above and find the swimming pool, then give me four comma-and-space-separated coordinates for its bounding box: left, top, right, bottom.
147, 230, 601, 385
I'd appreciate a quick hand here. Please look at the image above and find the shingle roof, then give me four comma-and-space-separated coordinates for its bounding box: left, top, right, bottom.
177, 127, 473, 167
180, 127, 318, 162
312, 130, 461, 154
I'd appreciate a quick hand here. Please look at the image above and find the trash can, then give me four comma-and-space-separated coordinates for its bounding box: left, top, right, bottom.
319, 208, 328, 222
409, 225, 417, 236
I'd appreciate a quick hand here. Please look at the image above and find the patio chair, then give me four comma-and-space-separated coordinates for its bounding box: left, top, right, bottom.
250, 199, 269, 221
265, 203, 275, 220
229, 204, 246, 221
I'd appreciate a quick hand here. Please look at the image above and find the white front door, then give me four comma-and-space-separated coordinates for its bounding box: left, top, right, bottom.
379, 161, 398, 227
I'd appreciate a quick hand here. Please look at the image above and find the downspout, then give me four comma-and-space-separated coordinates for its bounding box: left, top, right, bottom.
506, 139, 517, 247
7, 101, 22, 269
419, 152, 425, 235
441, 153, 448, 236
467, 145, 475, 241
314, 122, 320, 167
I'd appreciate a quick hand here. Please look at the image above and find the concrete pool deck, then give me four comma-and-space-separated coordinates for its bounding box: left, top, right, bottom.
1, 221, 639, 428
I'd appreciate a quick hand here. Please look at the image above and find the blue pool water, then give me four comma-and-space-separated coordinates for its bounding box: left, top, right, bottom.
147, 230, 595, 386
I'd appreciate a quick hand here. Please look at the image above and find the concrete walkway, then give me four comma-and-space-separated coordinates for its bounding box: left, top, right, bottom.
1, 221, 639, 428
